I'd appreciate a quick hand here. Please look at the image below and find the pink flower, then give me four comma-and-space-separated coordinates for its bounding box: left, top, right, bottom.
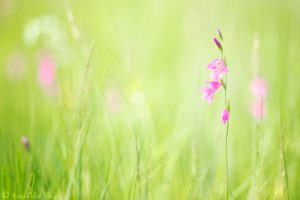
38, 55, 56, 88
207, 58, 228, 81
202, 81, 222, 103
222, 109, 230, 124
251, 78, 267, 98
207, 58, 223, 70
251, 99, 265, 120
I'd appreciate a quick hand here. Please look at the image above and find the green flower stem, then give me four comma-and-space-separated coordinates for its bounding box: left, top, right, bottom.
222, 49, 229, 200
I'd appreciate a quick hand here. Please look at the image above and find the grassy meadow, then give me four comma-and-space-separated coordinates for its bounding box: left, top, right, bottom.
1, 0, 300, 199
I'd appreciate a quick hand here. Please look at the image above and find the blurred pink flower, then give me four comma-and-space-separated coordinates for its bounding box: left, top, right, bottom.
105, 88, 122, 113
6, 52, 27, 81
222, 109, 230, 124
0, 0, 14, 17
251, 99, 265, 120
38, 55, 56, 88
202, 81, 222, 103
251, 78, 267, 98
207, 58, 228, 81
250, 77, 267, 120
45, 84, 59, 97
21, 136, 30, 151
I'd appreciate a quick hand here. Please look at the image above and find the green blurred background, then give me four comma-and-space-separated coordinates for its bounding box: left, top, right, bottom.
1, 0, 300, 199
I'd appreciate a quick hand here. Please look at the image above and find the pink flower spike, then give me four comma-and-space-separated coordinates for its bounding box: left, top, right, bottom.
251, 78, 267, 98
222, 109, 230, 124
202, 81, 222, 103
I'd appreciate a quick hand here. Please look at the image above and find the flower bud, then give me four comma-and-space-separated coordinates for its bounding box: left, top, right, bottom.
21, 136, 30, 151
222, 109, 230, 124
213, 37, 223, 51
217, 29, 223, 41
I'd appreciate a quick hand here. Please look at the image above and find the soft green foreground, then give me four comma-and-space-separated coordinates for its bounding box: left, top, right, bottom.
1, 0, 300, 199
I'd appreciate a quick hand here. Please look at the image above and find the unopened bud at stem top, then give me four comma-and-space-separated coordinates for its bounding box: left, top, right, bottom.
217, 29, 223, 41
213, 37, 223, 51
